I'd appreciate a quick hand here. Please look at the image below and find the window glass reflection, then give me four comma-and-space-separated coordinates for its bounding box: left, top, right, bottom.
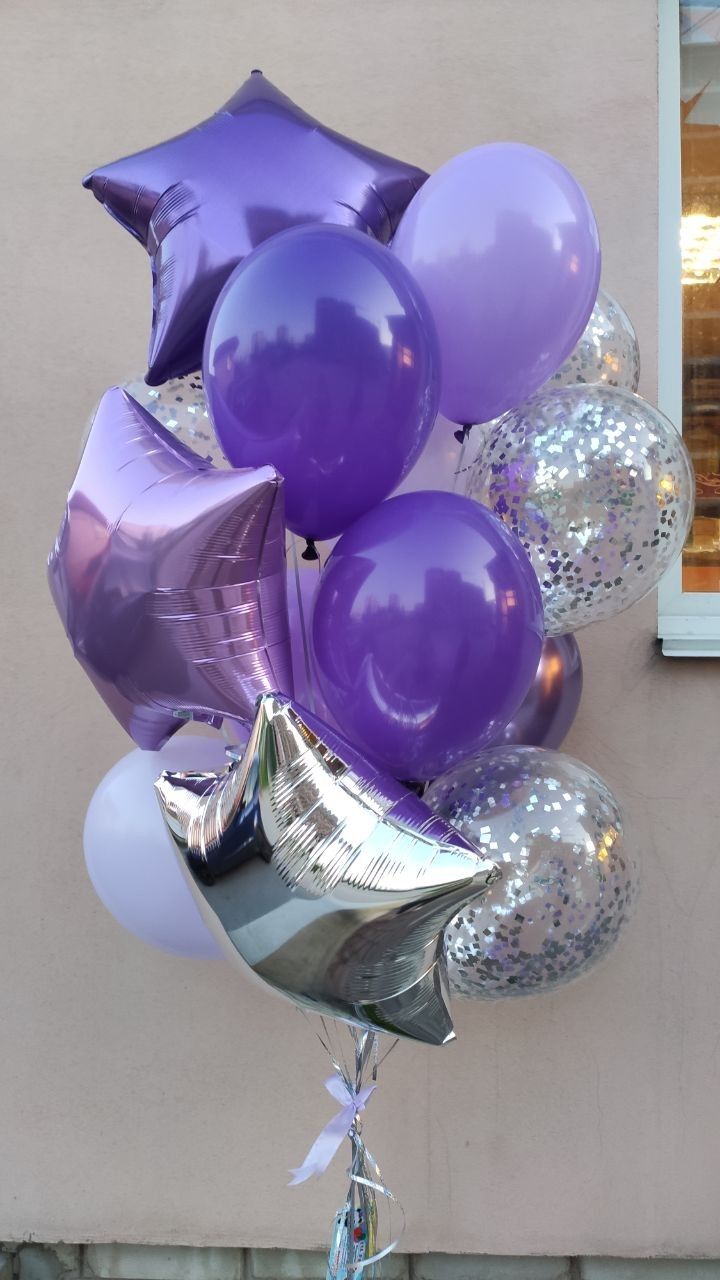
681, 2, 720, 591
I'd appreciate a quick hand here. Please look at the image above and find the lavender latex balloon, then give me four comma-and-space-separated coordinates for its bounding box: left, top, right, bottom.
545, 287, 640, 394
392, 143, 600, 425
490, 635, 583, 751
311, 491, 544, 782
204, 225, 441, 542
466, 385, 695, 636
84, 71, 427, 384
84, 736, 226, 958
48, 388, 293, 750
426, 747, 638, 999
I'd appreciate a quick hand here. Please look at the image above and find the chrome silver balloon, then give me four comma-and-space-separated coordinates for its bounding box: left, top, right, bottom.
426, 746, 638, 1000
466, 385, 695, 635
544, 287, 640, 394
490, 635, 583, 751
155, 693, 501, 1045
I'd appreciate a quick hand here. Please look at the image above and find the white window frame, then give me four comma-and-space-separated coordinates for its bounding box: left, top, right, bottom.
658, 0, 720, 654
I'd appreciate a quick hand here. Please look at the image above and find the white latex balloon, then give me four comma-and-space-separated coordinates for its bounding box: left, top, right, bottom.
84, 735, 229, 958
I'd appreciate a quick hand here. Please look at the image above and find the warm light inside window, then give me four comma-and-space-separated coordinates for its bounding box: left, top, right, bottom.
681, 212, 720, 284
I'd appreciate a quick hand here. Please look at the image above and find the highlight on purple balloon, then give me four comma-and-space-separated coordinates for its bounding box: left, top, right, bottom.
490, 635, 583, 751
310, 490, 544, 781
204, 225, 441, 543
83, 71, 428, 384
392, 143, 601, 425
84, 735, 229, 958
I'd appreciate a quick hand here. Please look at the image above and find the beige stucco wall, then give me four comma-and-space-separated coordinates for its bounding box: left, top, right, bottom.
4, 0, 719, 1258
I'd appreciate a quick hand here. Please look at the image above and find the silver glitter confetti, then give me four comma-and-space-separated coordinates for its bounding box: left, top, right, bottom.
123, 372, 229, 467
465, 385, 695, 635
426, 746, 638, 1000
544, 287, 640, 394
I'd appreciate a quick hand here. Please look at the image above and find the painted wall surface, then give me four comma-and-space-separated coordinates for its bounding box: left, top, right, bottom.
3, 0, 719, 1259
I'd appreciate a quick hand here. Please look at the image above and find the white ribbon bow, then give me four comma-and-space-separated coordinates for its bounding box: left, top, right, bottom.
289, 1074, 376, 1186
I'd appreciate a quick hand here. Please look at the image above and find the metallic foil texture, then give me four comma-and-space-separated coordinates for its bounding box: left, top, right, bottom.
48, 387, 292, 750
154, 693, 501, 1045
83, 71, 427, 384
491, 635, 583, 751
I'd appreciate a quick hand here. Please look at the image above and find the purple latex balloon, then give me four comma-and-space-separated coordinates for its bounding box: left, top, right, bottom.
84, 735, 225, 958
83, 71, 427, 385
204, 225, 441, 542
48, 388, 293, 750
311, 490, 544, 781
490, 635, 583, 750
392, 143, 601, 425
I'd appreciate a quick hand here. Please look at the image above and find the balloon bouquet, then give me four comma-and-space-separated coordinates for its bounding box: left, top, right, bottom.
49, 73, 694, 1273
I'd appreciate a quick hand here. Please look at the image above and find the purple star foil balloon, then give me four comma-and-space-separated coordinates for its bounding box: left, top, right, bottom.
48, 388, 292, 750
83, 71, 428, 384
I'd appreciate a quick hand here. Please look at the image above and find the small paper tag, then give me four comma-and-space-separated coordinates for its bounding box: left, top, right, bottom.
326, 1206, 367, 1280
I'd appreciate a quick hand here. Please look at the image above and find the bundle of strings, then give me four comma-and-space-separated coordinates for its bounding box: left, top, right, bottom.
291, 1018, 404, 1278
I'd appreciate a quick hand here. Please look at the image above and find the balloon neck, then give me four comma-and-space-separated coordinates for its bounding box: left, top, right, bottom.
401, 778, 428, 798
302, 539, 320, 562
454, 424, 473, 445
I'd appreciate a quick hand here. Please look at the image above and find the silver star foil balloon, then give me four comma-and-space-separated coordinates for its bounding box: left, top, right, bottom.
466, 385, 695, 635
48, 388, 293, 750
544, 287, 640, 394
155, 693, 501, 1045
426, 746, 638, 999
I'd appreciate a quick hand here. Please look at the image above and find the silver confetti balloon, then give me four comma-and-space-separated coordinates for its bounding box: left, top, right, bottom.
544, 287, 640, 394
155, 693, 501, 1045
426, 747, 638, 1000
123, 373, 228, 466
466, 385, 695, 635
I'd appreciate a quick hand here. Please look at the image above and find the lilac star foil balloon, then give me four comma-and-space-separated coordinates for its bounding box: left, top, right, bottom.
83, 71, 428, 385
48, 387, 293, 750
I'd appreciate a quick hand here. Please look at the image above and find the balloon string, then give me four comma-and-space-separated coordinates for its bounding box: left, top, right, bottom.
453, 427, 471, 493
303, 1015, 404, 1278
290, 536, 317, 715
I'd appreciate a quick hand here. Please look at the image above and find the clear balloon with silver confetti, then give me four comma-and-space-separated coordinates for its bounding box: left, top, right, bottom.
425, 746, 638, 1000
123, 373, 228, 466
466, 384, 695, 635
543, 287, 640, 394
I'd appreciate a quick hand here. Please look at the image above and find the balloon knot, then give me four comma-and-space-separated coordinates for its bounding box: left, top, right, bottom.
302, 539, 319, 562
454, 424, 473, 445
401, 778, 427, 797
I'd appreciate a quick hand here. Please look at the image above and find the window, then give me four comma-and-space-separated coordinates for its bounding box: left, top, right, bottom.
658, 0, 720, 653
